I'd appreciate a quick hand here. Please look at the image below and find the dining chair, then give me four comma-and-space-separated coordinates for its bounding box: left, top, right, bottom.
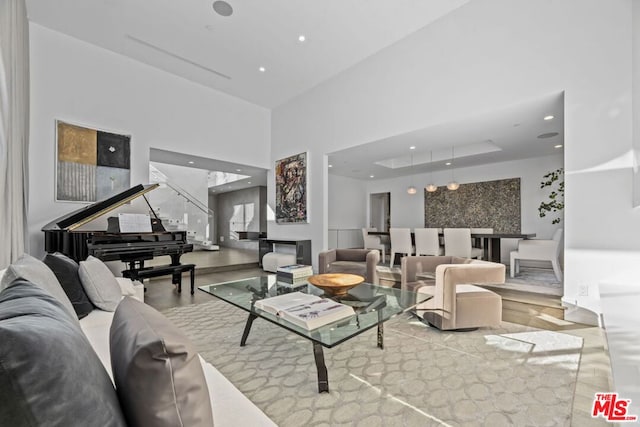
470, 227, 494, 250
414, 228, 443, 256
510, 228, 563, 281
443, 228, 483, 259
362, 228, 386, 263
389, 228, 414, 267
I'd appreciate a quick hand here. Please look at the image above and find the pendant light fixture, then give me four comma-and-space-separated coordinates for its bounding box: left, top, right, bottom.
425, 150, 437, 192
407, 152, 417, 195
447, 146, 460, 191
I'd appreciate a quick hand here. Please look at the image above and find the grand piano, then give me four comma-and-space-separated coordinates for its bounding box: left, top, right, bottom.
42, 184, 193, 275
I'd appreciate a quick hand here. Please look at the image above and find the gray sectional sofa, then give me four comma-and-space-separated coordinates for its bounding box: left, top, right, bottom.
0, 253, 275, 427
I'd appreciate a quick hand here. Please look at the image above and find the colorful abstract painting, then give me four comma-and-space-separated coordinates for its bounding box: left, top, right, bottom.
56, 120, 131, 202
275, 152, 307, 223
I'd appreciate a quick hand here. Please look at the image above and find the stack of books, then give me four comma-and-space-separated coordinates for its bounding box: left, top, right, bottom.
276, 264, 313, 285
254, 292, 354, 330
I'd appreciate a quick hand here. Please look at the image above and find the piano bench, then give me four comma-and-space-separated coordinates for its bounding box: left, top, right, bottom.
123, 264, 196, 295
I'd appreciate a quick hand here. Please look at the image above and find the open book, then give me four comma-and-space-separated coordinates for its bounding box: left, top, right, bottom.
254, 292, 354, 330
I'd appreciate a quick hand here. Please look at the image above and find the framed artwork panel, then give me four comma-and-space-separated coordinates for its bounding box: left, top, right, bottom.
275, 152, 308, 224
56, 120, 131, 202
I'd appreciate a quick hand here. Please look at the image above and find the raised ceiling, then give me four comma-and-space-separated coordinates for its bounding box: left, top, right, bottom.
26, 0, 470, 108
328, 92, 565, 180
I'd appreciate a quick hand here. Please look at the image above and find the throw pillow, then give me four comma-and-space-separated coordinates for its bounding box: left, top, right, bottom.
43, 252, 94, 319
0, 280, 127, 427
78, 256, 122, 311
0, 253, 77, 322
110, 297, 214, 427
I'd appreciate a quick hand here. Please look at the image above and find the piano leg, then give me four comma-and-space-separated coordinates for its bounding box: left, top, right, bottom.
170, 254, 181, 266
174, 272, 183, 293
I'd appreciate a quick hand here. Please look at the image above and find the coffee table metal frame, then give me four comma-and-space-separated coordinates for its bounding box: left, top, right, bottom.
199, 275, 430, 393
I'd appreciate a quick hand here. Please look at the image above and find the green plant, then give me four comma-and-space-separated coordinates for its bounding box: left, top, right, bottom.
538, 168, 564, 224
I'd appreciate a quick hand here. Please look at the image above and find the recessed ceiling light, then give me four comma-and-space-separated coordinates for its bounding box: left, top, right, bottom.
369, 175, 375, 178
544, 115, 554, 121
212, 1, 233, 17
188, 161, 194, 164
537, 132, 559, 139
258, 66, 266, 72
554, 144, 563, 148
298, 35, 306, 42
236, 168, 242, 172
328, 164, 333, 168
445, 162, 452, 166
247, 181, 251, 184
409, 146, 416, 150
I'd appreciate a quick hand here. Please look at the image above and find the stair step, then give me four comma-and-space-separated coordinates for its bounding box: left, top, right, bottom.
479, 284, 564, 309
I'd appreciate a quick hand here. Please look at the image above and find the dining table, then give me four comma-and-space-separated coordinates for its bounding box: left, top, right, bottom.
367, 231, 536, 263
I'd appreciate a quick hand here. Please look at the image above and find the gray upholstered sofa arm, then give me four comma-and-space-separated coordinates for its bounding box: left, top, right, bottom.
366, 250, 380, 285
317, 249, 380, 284
318, 249, 337, 273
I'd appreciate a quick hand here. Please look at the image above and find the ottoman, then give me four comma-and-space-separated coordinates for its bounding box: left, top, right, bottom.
262, 252, 297, 273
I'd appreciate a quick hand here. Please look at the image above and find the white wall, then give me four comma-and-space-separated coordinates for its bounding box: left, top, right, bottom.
271, 0, 634, 314
149, 162, 209, 207
327, 174, 367, 250
29, 23, 270, 254
363, 154, 564, 262
327, 174, 367, 229
148, 162, 210, 240
365, 155, 563, 235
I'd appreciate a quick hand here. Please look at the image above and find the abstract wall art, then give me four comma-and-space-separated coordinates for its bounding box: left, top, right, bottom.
275, 152, 307, 224
56, 120, 131, 202
424, 177, 521, 233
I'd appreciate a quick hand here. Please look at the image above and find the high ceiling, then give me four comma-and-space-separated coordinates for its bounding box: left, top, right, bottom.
26, 0, 469, 108
27, 1, 563, 181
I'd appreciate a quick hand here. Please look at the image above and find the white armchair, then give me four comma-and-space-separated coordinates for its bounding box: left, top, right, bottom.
510, 228, 563, 281
443, 228, 483, 259
362, 228, 386, 263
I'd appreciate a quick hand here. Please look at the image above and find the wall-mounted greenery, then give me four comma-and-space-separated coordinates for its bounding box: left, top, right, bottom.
539, 168, 564, 224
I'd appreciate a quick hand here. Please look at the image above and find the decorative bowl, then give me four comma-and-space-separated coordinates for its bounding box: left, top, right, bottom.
307, 273, 364, 297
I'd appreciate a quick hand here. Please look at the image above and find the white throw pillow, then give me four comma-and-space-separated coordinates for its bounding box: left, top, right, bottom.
79, 256, 122, 312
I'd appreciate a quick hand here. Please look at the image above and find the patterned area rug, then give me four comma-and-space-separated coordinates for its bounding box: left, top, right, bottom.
503, 267, 563, 296
164, 301, 582, 427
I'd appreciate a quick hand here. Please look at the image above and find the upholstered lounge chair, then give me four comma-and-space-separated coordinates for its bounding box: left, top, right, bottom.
318, 249, 380, 284
510, 228, 563, 281
401, 256, 505, 330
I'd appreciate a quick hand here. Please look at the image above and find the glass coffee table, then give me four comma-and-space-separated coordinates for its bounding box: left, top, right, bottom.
199, 275, 431, 393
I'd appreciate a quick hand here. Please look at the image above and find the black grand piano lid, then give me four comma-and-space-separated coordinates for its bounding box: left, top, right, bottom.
42, 183, 160, 232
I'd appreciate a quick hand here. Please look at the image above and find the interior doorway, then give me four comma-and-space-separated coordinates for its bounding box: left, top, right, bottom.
370, 192, 390, 231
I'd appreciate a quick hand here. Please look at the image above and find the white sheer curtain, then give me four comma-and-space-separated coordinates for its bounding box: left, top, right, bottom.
0, 0, 29, 268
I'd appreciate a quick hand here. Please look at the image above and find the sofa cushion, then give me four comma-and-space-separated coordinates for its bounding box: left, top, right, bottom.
43, 252, 94, 319
335, 249, 370, 262
79, 256, 121, 311
0, 253, 77, 322
110, 297, 214, 427
326, 260, 366, 277
0, 280, 126, 427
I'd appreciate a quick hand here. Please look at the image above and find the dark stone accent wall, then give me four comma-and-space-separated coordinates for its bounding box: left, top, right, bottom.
424, 178, 521, 233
